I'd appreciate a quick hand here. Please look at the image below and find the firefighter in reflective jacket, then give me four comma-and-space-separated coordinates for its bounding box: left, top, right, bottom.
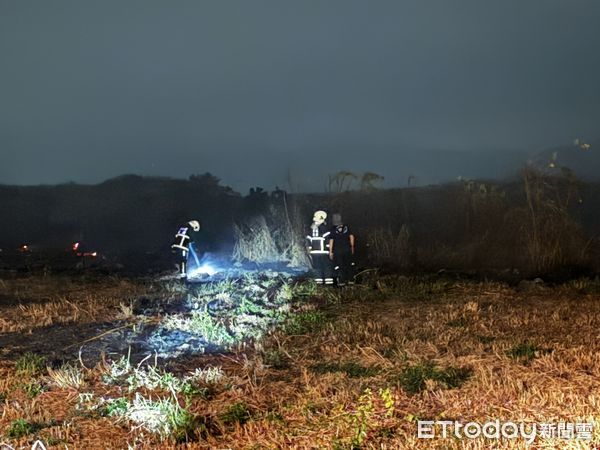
171, 220, 200, 277
306, 210, 334, 285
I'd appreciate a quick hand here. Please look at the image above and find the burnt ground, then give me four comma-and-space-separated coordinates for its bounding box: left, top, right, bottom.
0, 272, 164, 365
0, 262, 305, 368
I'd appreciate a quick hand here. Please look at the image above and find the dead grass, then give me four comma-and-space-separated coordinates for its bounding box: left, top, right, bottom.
366, 224, 412, 268
232, 206, 310, 268
0, 275, 156, 333
1, 275, 600, 448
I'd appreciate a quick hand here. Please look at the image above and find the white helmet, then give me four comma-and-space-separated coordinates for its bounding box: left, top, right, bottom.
312, 210, 327, 225
188, 220, 200, 232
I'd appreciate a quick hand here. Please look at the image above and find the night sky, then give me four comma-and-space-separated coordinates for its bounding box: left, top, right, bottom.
1, 1, 599, 191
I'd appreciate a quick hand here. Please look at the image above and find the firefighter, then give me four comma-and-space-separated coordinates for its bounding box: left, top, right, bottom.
306, 210, 334, 285
328, 213, 356, 286
171, 220, 200, 277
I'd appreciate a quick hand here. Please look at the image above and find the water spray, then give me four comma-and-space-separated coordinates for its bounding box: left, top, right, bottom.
187, 247, 218, 278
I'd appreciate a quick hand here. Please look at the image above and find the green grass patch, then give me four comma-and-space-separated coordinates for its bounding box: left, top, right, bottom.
220, 402, 251, 425
6, 419, 44, 439
264, 410, 285, 423
164, 309, 235, 346
180, 383, 213, 401
290, 281, 318, 298
476, 335, 495, 344
165, 406, 198, 443
507, 342, 549, 363
310, 362, 380, 378
284, 310, 327, 334
22, 380, 44, 398
102, 397, 130, 417
236, 296, 268, 315
262, 349, 290, 369
395, 362, 472, 394
15, 352, 46, 375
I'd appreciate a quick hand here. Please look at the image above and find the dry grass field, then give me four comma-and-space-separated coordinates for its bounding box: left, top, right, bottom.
1, 274, 600, 449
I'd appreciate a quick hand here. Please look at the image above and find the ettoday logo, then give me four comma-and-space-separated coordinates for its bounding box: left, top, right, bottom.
417, 420, 593, 444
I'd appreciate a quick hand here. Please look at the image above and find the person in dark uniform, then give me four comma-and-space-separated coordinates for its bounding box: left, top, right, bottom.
171, 220, 200, 277
328, 213, 356, 286
306, 210, 334, 285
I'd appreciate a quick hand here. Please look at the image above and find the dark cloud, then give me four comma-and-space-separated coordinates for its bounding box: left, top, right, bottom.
1, 0, 599, 190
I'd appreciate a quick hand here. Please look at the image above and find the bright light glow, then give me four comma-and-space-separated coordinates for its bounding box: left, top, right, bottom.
188, 263, 218, 278
72, 242, 80, 251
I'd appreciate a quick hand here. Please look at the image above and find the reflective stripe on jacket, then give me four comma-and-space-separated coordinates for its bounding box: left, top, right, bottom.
306, 224, 331, 254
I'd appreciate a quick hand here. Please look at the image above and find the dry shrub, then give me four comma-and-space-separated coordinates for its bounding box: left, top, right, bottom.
232, 215, 281, 264
232, 204, 310, 267
366, 224, 411, 268
47, 364, 85, 389
505, 168, 590, 273
504, 207, 588, 273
